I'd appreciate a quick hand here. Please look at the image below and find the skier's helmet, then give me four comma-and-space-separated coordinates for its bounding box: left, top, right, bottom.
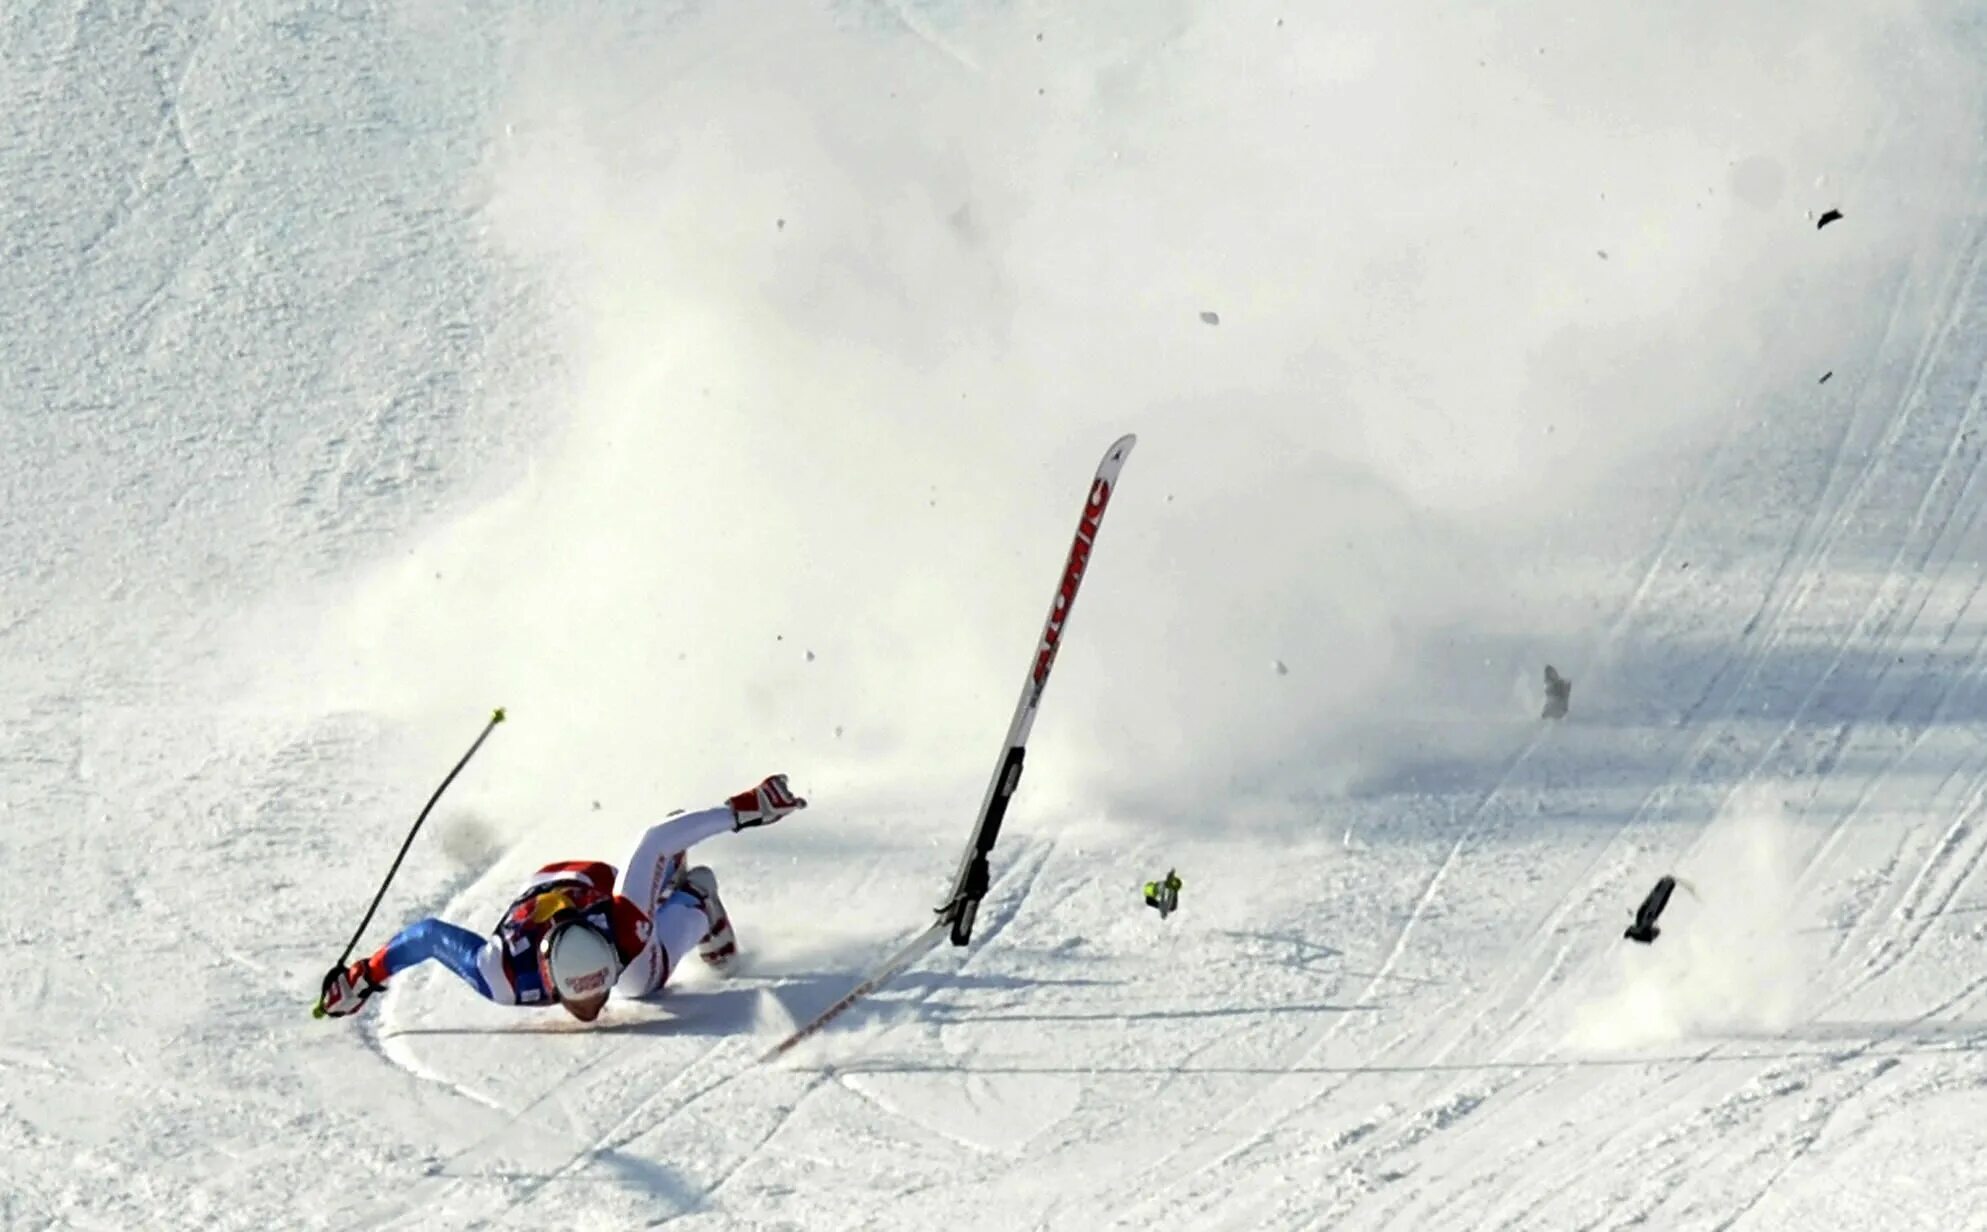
540, 920, 622, 1020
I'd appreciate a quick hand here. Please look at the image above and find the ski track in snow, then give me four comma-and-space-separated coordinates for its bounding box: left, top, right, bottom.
1086, 139, 1987, 1232
1349, 195, 1987, 1232
1094, 460, 1730, 1221
1358, 187, 1987, 1232
1108, 221, 1866, 1223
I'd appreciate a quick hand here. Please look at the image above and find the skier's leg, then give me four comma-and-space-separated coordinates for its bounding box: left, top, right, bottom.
615, 935, 666, 997
616, 896, 711, 998
654, 896, 711, 973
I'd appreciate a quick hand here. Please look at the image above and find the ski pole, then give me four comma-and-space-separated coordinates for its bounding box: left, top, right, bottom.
313, 707, 506, 1017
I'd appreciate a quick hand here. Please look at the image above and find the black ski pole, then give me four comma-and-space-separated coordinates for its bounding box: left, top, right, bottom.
313, 707, 506, 1017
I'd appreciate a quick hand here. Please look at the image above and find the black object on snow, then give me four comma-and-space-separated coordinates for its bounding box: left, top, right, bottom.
1625, 874, 1677, 944
1817, 208, 1844, 229
1542, 665, 1572, 719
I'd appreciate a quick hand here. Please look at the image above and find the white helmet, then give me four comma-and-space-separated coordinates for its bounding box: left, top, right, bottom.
541, 920, 622, 1008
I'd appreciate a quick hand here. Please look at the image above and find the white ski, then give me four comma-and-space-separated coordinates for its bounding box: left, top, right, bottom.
939, 433, 1137, 945
760, 434, 1137, 1061
759, 921, 947, 1062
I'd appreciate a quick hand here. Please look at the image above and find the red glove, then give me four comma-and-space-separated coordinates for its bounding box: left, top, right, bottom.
728, 774, 807, 830
318, 956, 386, 1019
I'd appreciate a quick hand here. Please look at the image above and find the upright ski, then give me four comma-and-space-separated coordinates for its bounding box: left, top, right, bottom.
760, 434, 1137, 1060
939, 433, 1136, 945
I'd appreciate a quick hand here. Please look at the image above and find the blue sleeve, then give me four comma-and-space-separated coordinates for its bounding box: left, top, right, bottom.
377, 917, 497, 1000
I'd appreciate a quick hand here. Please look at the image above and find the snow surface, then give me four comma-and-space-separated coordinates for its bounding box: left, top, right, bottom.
10, 1, 1987, 1228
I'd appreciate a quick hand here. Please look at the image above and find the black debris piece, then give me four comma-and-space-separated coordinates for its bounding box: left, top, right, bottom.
1625, 875, 1677, 944
1200, 310, 1220, 325
1819, 371, 1833, 384
1817, 208, 1844, 229
1542, 665, 1571, 719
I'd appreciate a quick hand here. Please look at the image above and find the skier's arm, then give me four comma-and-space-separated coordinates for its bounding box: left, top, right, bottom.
635, 778, 808, 851
635, 806, 740, 854
617, 779, 806, 912
362, 917, 502, 1001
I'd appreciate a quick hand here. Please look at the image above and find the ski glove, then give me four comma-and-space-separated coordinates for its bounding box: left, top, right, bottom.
729, 774, 807, 830
318, 958, 386, 1018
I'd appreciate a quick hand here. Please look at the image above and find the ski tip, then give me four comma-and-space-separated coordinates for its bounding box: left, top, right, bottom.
1111, 433, 1136, 458
491, 706, 508, 724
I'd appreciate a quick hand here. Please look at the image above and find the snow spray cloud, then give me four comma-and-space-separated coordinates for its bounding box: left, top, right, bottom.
331, 0, 1985, 829
1569, 788, 1813, 1051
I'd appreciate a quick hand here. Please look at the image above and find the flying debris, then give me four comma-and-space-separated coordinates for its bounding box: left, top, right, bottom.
1542, 665, 1571, 719
1816, 208, 1844, 229
1819, 371, 1834, 384
1143, 870, 1183, 919
1200, 310, 1221, 325
1624, 874, 1687, 944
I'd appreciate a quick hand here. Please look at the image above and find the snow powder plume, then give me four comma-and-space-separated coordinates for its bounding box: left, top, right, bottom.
316, 0, 1984, 852
1570, 788, 1814, 1052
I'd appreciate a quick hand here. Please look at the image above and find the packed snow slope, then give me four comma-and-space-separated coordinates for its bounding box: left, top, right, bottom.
8, 1, 1987, 1228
